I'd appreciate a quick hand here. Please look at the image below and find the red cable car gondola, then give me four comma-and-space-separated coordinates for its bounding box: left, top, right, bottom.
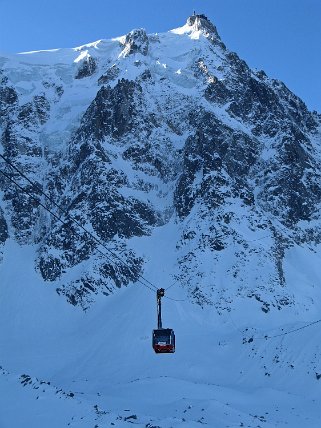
152, 288, 175, 353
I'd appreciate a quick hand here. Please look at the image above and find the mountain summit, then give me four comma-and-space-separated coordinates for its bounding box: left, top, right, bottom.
186, 13, 221, 38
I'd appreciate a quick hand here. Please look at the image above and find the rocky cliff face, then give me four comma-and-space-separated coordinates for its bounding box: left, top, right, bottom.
1, 14, 320, 310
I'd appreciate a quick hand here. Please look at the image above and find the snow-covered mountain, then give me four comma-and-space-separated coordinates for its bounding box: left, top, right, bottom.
1, 14, 321, 427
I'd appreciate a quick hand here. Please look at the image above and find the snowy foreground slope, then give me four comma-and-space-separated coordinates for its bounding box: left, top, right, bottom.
1, 14, 321, 427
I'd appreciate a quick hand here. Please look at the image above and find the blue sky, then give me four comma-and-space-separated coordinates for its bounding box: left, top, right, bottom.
1, 0, 320, 112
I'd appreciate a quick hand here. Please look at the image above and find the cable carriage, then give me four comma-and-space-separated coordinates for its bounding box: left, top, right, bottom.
152, 288, 175, 354
152, 328, 175, 353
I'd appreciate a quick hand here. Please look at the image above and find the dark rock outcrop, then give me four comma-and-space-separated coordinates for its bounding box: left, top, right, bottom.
0, 208, 8, 244
121, 29, 149, 56
76, 79, 141, 141
98, 64, 120, 85
75, 56, 97, 79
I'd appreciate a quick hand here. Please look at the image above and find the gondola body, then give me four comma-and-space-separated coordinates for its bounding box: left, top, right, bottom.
152, 328, 175, 353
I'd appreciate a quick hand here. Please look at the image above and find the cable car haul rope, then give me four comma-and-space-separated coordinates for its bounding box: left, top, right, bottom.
244, 318, 321, 343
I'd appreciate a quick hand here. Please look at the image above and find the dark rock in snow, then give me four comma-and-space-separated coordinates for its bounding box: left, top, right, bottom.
76, 79, 141, 141
98, 64, 120, 85
0, 208, 8, 244
75, 56, 97, 79
187, 14, 220, 39
0, 86, 18, 112
121, 28, 149, 56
